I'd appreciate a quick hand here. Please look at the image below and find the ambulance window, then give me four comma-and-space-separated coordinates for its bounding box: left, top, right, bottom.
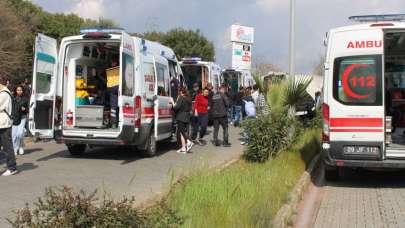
143, 62, 155, 98
35, 59, 54, 94
168, 61, 177, 78
156, 63, 169, 96
333, 55, 382, 106
122, 53, 134, 96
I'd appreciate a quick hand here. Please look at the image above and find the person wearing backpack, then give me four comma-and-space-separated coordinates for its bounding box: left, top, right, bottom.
0, 74, 18, 176
209, 85, 231, 147
12, 85, 28, 155
243, 90, 256, 118
240, 89, 256, 145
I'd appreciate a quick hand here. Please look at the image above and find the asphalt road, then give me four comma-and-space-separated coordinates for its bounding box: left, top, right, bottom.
295, 165, 405, 228
0, 127, 243, 227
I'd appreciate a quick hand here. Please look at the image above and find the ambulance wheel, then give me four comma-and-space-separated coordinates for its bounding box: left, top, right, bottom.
142, 131, 157, 157
324, 165, 339, 181
67, 144, 86, 156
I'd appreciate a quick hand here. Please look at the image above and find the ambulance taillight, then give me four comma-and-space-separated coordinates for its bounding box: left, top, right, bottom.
322, 103, 330, 142
135, 96, 142, 128
66, 111, 73, 126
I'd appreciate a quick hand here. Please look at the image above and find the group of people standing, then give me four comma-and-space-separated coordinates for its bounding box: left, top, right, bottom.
0, 75, 31, 176
170, 81, 269, 154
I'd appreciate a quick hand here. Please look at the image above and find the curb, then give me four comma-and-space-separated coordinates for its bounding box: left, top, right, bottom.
272, 153, 321, 228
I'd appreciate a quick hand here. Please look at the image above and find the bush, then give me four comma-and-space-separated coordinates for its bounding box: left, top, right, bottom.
8, 186, 182, 228
242, 111, 294, 163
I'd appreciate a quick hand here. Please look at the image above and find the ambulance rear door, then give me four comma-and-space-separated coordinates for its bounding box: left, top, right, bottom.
29, 34, 58, 139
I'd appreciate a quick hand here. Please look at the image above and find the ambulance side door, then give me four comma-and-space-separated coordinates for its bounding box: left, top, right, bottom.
29, 34, 58, 139
153, 56, 172, 140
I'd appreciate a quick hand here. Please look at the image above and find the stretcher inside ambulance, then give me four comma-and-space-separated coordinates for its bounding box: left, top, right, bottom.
64, 41, 121, 130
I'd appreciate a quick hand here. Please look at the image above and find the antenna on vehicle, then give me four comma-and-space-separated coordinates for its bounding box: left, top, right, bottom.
349, 14, 405, 23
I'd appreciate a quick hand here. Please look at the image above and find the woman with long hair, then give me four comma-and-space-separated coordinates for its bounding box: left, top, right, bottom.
171, 87, 194, 153
12, 85, 29, 155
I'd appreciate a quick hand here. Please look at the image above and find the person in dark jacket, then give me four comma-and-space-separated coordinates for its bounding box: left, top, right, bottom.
171, 88, 194, 153
209, 85, 231, 147
232, 87, 245, 127
12, 85, 28, 155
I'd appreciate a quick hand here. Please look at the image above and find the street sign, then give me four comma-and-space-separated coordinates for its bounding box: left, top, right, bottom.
232, 42, 252, 70
231, 25, 254, 44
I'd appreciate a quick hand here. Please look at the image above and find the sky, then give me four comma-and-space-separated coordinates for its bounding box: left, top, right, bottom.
31, 0, 405, 74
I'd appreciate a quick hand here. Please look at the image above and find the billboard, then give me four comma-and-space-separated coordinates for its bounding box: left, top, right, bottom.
232, 42, 252, 70
231, 25, 254, 44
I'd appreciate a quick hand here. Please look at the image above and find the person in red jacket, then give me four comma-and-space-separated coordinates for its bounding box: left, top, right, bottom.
191, 87, 210, 145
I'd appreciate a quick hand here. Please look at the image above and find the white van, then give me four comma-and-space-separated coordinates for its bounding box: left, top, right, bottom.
179, 58, 221, 90
221, 69, 254, 93
323, 14, 405, 180
29, 29, 182, 157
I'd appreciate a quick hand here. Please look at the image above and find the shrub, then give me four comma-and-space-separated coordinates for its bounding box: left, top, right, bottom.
267, 81, 287, 114
8, 186, 182, 228
242, 111, 294, 163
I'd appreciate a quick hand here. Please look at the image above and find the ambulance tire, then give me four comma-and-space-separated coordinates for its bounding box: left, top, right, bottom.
324, 165, 339, 181
142, 131, 157, 157
67, 144, 86, 156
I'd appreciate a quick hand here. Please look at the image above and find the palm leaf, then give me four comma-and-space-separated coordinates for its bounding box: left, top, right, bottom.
253, 74, 264, 94
283, 76, 313, 109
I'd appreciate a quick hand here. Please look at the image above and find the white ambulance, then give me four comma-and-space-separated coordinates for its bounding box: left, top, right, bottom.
29, 28, 182, 157
221, 69, 254, 94
323, 14, 405, 180
179, 57, 221, 91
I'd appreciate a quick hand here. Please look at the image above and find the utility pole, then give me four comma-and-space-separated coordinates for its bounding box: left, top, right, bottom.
289, 0, 296, 78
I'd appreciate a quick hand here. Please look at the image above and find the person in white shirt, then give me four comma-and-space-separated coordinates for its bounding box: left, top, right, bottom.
252, 85, 260, 104
0, 74, 18, 176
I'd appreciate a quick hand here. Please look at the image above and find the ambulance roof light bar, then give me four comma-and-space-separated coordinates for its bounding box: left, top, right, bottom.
349, 14, 405, 23
182, 57, 202, 61
80, 27, 125, 35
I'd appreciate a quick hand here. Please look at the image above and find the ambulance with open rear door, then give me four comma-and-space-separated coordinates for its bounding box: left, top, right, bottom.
29, 28, 181, 157
323, 14, 405, 180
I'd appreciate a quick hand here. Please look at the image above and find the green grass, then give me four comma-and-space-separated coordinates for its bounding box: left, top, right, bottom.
167, 129, 321, 228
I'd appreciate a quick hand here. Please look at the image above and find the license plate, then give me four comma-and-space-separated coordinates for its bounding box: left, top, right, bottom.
343, 146, 380, 155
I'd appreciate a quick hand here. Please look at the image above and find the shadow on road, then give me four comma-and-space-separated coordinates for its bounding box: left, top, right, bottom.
36, 139, 178, 165
24, 148, 43, 155
312, 163, 405, 189
18, 162, 39, 173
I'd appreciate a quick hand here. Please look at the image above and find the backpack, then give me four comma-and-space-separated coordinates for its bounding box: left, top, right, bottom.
244, 100, 256, 117
0, 90, 21, 125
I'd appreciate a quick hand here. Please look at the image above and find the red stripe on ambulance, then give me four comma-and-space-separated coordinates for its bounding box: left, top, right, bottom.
330, 128, 383, 133
330, 118, 383, 127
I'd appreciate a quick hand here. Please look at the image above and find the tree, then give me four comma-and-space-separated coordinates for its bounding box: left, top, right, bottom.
164, 28, 215, 61
138, 28, 215, 61
252, 62, 283, 77
0, 0, 30, 81
312, 55, 325, 76
3, 0, 118, 82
